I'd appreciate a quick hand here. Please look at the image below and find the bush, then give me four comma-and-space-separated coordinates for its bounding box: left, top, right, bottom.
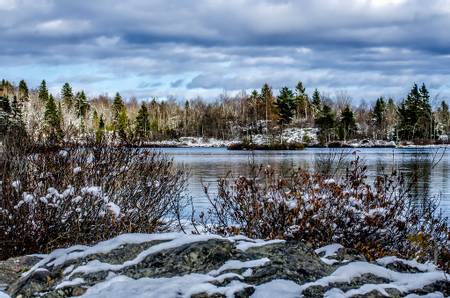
200, 155, 450, 271
0, 144, 188, 259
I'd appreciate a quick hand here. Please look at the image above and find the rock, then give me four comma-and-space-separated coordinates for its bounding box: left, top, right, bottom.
2, 233, 449, 297
0, 256, 42, 291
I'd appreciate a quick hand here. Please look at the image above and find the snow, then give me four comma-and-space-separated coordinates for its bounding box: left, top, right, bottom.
21, 233, 449, 297
55, 277, 85, 290
150, 137, 236, 148
315, 243, 343, 258
404, 292, 444, 298
208, 258, 270, 276
106, 202, 121, 218
0, 291, 10, 298
73, 167, 82, 174
80, 273, 251, 298
68, 234, 229, 277
376, 256, 437, 272
248, 128, 319, 146
315, 243, 344, 265
24, 233, 189, 276
11, 180, 21, 190
80, 186, 104, 197
251, 279, 302, 298
299, 261, 450, 297
235, 239, 285, 251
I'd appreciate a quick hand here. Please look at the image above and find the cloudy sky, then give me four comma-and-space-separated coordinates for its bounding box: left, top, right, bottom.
1, 0, 450, 103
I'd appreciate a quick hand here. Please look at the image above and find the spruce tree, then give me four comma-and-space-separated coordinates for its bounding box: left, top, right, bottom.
96, 114, 106, 143
0, 96, 11, 136
315, 104, 336, 144
44, 94, 62, 144
276, 87, 296, 126
135, 103, 150, 140
437, 101, 450, 135
372, 97, 386, 138
112, 92, 128, 141
398, 83, 433, 140
75, 91, 89, 119
260, 83, 273, 129
311, 89, 322, 117
18, 80, 29, 101
38, 80, 49, 102
294, 81, 309, 119
61, 83, 74, 110
338, 105, 357, 141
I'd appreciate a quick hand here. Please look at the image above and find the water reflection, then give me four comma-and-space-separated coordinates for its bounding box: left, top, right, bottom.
156, 147, 450, 216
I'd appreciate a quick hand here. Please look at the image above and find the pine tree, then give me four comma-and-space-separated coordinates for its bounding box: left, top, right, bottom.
276, 87, 296, 126
0, 96, 11, 136
75, 91, 89, 118
260, 83, 273, 130
38, 80, 49, 102
294, 81, 309, 120
338, 105, 357, 141
10, 96, 22, 121
437, 101, 450, 135
96, 114, 106, 143
372, 97, 386, 139
398, 83, 433, 140
315, 104, 336, 144
112, 92, 128, 142
135, 103, 150, 140
61, 83, 74, 110
18, 80, 29, 101
311, 89, 322, 118
44, 94, 62, 144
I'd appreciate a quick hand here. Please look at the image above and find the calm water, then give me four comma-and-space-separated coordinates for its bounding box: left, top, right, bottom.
158, 147, 450, 217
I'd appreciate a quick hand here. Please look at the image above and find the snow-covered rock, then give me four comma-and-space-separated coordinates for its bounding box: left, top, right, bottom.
1, 233, 448, 297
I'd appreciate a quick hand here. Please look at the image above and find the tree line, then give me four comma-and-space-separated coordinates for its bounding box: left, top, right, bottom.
1, 78, 449, 146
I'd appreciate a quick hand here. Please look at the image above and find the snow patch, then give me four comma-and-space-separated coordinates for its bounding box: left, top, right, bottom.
251, 279, 302, 298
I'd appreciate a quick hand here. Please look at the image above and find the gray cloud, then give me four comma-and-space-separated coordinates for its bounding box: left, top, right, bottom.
1, 0, 450, 101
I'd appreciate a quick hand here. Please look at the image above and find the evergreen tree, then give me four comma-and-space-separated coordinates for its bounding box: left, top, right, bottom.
260, 83, 273, 129
61, 83, 74, 110
38, 80, 49, 102
92, 110, 99, 130
311, 88, 322, 117
276, 87, 296, 126
315, 104, 336, 143
437, 101, 450, 135
135, 103, 151, 140
18, 80, 29, 101
0, 96, 11, 136
96, 114, 106, 143
294, 81, 309, 120
398, 83, 433, 140
10, 96, 22, 121
44, 94, 62, 144
75, 91, 89, 118
385, 98, 397, 139
112, 92, 128, 141
372, 97, 386, 138
338, 105, 357, 141
0, 80, 13, 97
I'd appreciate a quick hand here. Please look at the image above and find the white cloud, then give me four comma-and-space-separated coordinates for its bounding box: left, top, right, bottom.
0, 0, 16, 10
35, 19, 91, 36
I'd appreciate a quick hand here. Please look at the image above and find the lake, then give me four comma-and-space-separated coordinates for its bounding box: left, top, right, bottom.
159, 147, 450, 217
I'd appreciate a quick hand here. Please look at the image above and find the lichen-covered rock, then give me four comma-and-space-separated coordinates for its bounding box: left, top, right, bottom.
0, 256, 42, 292
2, 233, 449, 298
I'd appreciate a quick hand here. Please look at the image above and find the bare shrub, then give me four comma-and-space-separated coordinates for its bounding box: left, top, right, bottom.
201, 155, 450, 271
0, 143, 188, 259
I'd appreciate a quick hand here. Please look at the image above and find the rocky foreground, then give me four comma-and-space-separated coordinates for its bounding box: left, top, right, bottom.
0, 233, 448, 298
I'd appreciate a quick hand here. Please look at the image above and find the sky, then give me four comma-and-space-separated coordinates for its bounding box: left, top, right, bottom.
1, 0, 450, 103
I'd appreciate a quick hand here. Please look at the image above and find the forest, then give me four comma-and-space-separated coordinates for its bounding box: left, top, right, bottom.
1, 79, 449, 147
